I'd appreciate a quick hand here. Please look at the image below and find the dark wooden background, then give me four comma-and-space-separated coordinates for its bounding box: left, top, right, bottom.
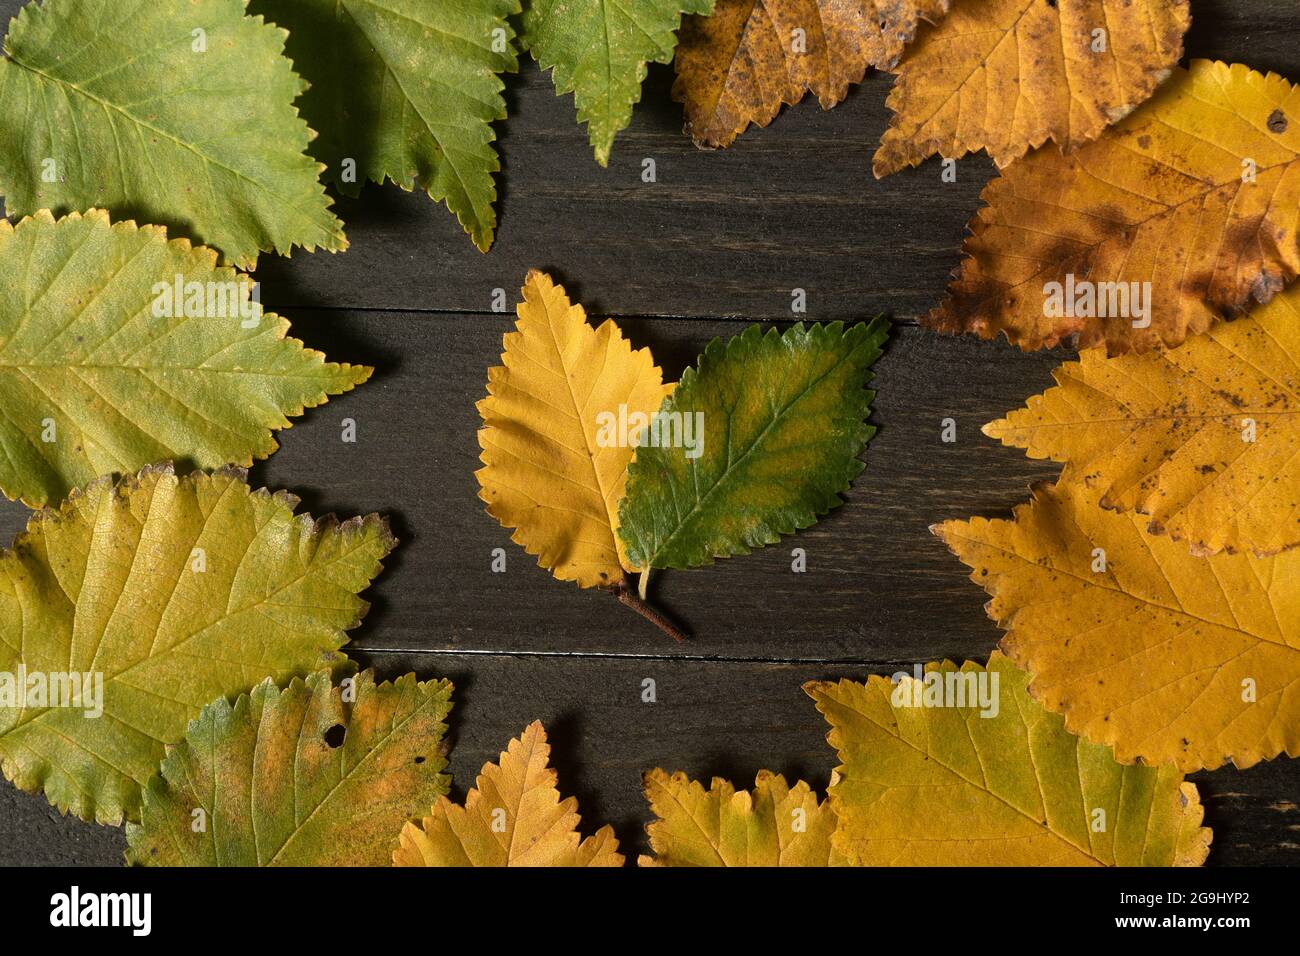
1, 0, 1296, 866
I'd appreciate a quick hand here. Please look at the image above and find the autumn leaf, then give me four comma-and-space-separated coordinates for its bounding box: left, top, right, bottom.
873, 0, 1189, 177
522, 0, 713, 166
927, 60, 1300, 355
0, 464, 394, 825
0, 0, 345, 268
251, 0, 518, 251
807, 654, 1212, 865
476, 271, 670, 589
639, 768, 844, 866
393, 720, 622, 866
674, 0, 948, 148
618, 320, 887, 570
986, 285, 1300, 557
935, 481, 1300, 772
0, 209, 369, 508
125, 671, 451, 866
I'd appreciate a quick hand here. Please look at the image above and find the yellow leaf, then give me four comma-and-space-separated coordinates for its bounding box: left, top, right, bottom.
935, 482, 1300, 772
926, 61, 1300, 354
393, 721, 623, 867
639, 768, 845, 866
673, 0, 949, 148
986, 285, 1300, 557
874, 0, 1189, 176
476, 271, 670, 588
806, 654, 1211, 865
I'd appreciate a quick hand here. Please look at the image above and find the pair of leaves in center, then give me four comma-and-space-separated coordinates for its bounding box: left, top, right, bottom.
475, 272, 886, 634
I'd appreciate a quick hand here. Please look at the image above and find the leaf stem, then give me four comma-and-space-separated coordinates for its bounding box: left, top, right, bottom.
609, 576, 686, 642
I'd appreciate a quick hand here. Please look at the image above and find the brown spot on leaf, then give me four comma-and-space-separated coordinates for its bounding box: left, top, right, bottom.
1268, 109, 1288, 133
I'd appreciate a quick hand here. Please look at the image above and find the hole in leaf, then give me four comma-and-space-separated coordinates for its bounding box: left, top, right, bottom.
323, 724, 346, 748
414, 756, 426, 765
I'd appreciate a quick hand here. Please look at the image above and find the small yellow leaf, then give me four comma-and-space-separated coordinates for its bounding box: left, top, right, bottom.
985, 284, 1300, 556
874, 0, 1189, 176
476, 271, 670, 588
935, 482, 1300, 772
639, 768, 845, 866
393, 721, 623, 867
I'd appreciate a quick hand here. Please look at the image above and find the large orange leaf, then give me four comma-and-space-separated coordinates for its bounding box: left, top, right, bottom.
673, 0, 949, 148
874, 0, 1189, 177
935, 482, 1300, 772
926, 61, 1300, 354
986, 284, 1300, 557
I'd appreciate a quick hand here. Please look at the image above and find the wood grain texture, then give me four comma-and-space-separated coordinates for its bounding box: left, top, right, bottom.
0, 0, 1296, 866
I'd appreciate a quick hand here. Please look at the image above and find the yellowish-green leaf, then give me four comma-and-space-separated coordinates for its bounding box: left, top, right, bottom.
0, 464, 394, 824
125, 671, 453, 866
393, 720, 623, 866
476, 271, 671, 588
640, 768, 845, 866
806, 654, 1212, 865
0, 209, 369, 508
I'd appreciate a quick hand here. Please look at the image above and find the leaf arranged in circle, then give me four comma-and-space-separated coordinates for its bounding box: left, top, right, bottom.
0, 0, 346, 268
251, 0, 519, 251
522, 0, 713, 166
986, 284, 1300, 557
476, 271, 671, 589
935, 482, 1300, 772
126, 671, 453, 866
618, 319, 887, 570
873, 0, 1189, 177
806, 654, 1212, 865
927, 61, 1300, 355
639, 768, 844, 866
0, 464, 395, 825
0, 209, 370, 508
674, 0, 948, 148
394, 720, 623, 867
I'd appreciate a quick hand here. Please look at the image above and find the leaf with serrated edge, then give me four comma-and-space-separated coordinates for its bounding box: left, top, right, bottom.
874, 0, 1188, 176
476, 271, 671, 588
934, 482, 1300, 772
639, 769, 845, 866
807, 654, 1211, 865
394, 720, 622, 866
125, 671, 452, 866
674, 0, 948, 148
618, 320, 887, 570
250, 0, 518, 251
986, 284, 1300, 557
0, 464, 394, 824
522, 0, 713, 166
0, 209, 369, 508
0, 0, 345, 268
927, 61, 1300, 355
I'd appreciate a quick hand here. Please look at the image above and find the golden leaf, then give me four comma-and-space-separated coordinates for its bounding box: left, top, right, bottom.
874, 0, 1189, 177
935, 482, 1300, 772
986, 285, 1300, 556
393, 721, 623, 867
926, 61, 1300, 354
673, 0, 949, 148
476, 271, 671, 588
807, 654, 1211, 865
639, 768, 845, 865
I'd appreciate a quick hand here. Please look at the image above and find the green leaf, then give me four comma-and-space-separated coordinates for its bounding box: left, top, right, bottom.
0, 464, 395, 825
126, 671, 453, 866
251, 0, 519, 252
0, 0, 346, 268
521, 0, 714, 166
618, 320, 887, 570
0, 209, 369, 508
